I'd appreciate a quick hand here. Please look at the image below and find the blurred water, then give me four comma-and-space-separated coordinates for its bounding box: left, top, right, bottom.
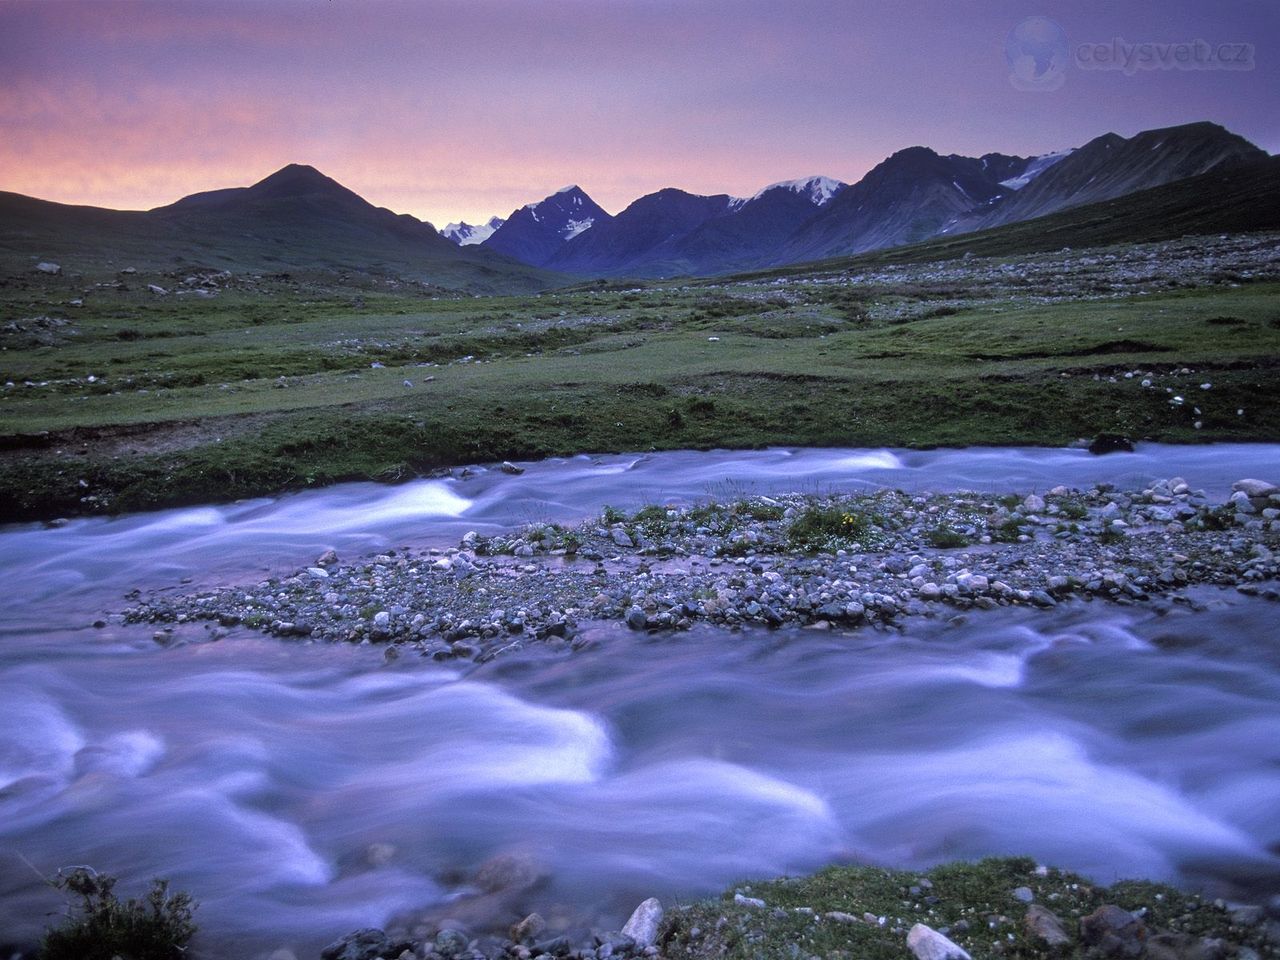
1, 446, 1278, 957
6, 443, 1279, 617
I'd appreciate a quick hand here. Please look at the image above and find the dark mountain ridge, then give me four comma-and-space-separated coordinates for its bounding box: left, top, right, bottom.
0, 164, 556, 293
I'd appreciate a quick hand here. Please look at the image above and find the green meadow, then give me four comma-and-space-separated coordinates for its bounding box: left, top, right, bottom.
2, 264, 1278, 521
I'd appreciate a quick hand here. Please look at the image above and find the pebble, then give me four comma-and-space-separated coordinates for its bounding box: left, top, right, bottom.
1024, 904, 1070, 947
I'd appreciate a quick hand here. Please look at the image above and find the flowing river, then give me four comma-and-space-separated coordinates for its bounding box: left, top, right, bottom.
2, 445, 1279, 957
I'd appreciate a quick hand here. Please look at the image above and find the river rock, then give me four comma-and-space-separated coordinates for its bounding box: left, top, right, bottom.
1022, 494, 1046, 513
1081, 904, 1147, 957
365, 842, 395, 867
472, 851, 546, 894
35, 261, 61, 274
612, 527, 635, 548
1088, 434, 1134, 455
621, 897, 664, 947
1233, 479, 1278, 498
625, 606, 648, 630
1024, 904, 1070, 946
434, 928, 469, 958
320, 928, 411, 960
500, 461, 525, 475
907, 923, 971, 960
511, 912, 546, 944
1146, 931, 1226, 960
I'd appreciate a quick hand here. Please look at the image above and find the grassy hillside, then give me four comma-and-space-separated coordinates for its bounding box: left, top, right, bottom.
0, 173, 561, 295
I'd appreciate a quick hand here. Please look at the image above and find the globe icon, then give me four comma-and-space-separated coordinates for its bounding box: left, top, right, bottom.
1006, 17, 1069, 91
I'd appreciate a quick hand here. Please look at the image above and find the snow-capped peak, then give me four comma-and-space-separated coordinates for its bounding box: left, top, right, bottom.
752, 175, 846, 206
998, 148, 1074, 191
508, 186, 608, 241
439, 215, 505, 245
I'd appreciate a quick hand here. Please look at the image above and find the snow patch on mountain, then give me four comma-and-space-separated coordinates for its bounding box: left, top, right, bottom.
562, 217, 595, 240
752, 175, 846, 206
999, 149, 1075, 191
440, 216, 505, 245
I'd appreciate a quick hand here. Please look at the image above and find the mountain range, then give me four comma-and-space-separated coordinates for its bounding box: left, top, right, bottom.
440, 216, 505, 245
482, 121, 1265, 277
1, 121, 1273, 290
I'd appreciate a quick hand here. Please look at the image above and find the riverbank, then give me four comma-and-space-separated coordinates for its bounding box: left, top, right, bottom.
316, 856, 1279, 960
122, 475, 1280, 661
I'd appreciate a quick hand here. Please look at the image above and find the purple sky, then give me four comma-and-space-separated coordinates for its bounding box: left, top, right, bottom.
1, 0, 1275, 227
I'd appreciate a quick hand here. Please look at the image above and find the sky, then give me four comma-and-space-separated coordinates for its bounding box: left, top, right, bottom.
1, 0, 1276, 227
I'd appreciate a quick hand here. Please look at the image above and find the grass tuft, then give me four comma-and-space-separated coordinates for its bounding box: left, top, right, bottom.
40, 867, 197, 960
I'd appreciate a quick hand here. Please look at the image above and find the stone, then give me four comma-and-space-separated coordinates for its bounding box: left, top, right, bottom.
316, 548, 339, 566
35, 261, 61, 274
147, 283, 167, 295
1147, 931, 1203, 960
625, 606, 648, 630
365, 842, 395, 867
472, 851, 545, 894
734, 893, 766, 908
320, 928, 404, 960
1088, 434, 1134, 455
612, 527, 635, 548
532, 934, 571, 956
511, 913, 546, 944
1024, 904, 1070, 947
1233, 479, 1278, 498
621, 897, 664, 947
500, 461, 525, 475
434, 928, 469, 958
907, 923, 971, 960
1012, 886, 1035, 903
1230, 905, 1264, 927
1080, 904, 1146, 957
1022, 494, 1046, 513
